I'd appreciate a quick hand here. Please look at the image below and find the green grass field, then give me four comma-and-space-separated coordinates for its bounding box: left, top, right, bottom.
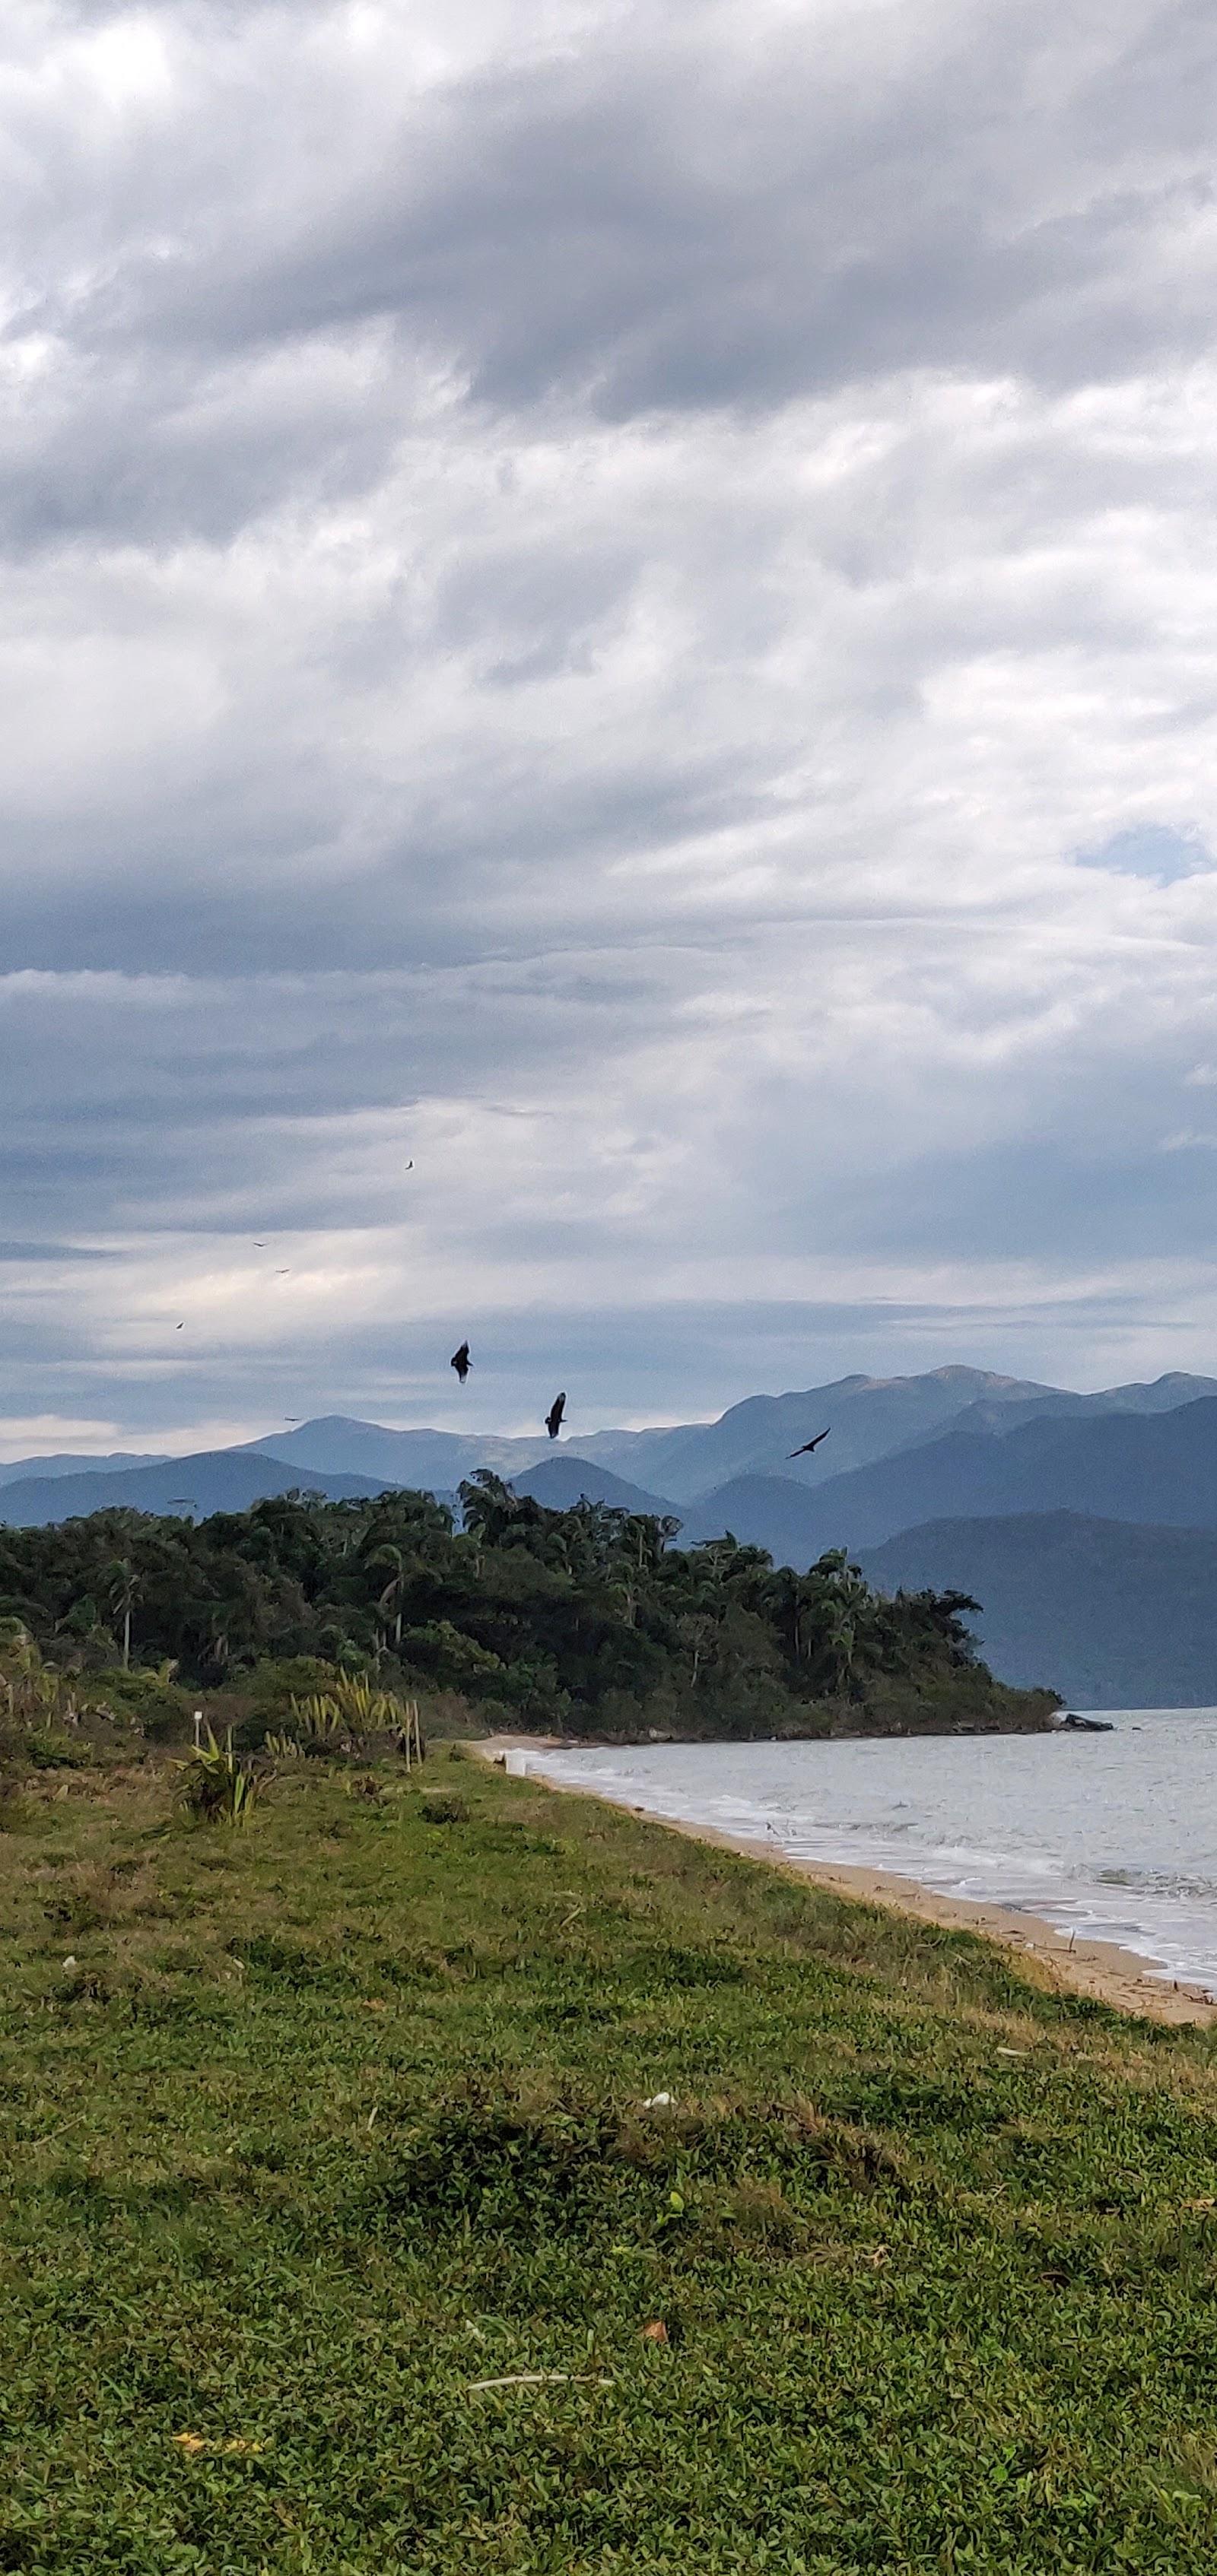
4, 1753, 1217, 2573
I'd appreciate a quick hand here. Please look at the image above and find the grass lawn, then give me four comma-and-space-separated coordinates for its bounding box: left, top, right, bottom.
4, 1753, 1217, 2572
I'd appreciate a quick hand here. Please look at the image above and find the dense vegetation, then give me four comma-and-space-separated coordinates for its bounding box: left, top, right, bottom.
0, 1474, 1054, 1740
3, 1755, 1217, 2571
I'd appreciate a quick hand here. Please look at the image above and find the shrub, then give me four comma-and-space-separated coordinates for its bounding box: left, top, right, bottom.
245, 1657, 348, 1715
173, 1727, 259, 1827
0, 1779, 31, 1832
227, 1660, 351, 1747
74, 1664, 192, 1737
24, 1728, 91, 1770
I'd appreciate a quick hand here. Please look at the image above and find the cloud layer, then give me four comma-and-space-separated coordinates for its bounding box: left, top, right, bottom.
2, 0, 1216, 1449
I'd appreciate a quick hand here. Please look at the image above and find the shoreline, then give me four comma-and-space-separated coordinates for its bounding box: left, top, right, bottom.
477, 1734, 1217, 2029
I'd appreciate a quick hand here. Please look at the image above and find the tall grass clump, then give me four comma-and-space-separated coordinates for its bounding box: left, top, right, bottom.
173, 1725, 259, 1826
278, 1680, 426, 1763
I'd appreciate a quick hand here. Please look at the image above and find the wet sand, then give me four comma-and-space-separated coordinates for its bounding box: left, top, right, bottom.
476, 1734, 1217, 2028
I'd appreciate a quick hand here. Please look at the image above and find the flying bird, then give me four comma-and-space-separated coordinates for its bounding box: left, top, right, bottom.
450, 1340, 471, 1385
275, 1268, 291, 1275
788, 1428, 831, 1458
545, 1392, 567, 1441
253, 1241, 266, 1248
176, 1321, 184, 1330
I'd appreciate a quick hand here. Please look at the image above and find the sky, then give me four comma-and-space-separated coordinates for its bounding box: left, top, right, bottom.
3, 0, 1217, 1458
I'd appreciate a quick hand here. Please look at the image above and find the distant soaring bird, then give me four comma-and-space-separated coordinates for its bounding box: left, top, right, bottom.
545, 1392, 567, 1440
788, 1428, 831, 1458
450, 1340, 471, 1385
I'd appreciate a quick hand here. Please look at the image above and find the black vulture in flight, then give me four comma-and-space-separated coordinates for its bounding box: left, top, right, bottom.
545, 1392, 566, 1440
788, 1428, 830, 1458
450, 1340, 471, 1385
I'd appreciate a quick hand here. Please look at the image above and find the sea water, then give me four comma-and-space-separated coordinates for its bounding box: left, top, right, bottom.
524, 1710, 1217, 1994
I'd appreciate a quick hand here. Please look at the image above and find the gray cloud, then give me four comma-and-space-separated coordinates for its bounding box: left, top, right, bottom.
1, 0, 1216, 1447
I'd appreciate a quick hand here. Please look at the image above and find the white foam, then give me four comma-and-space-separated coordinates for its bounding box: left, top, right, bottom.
534, 1714, 1217, 1996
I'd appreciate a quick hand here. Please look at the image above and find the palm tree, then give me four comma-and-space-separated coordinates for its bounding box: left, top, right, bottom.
370, 1545, 410, 1649
104, 1559, 140, 1670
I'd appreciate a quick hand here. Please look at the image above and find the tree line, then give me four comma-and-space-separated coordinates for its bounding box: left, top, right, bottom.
0, 1475, 1056, 1739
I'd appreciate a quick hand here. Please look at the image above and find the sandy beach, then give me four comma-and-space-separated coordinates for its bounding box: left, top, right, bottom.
478, 1734, 1217, 2028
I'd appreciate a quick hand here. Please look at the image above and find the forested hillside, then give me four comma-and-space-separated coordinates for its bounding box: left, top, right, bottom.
0, 1475, 1054, 1742
860, 1512, 1217, 1708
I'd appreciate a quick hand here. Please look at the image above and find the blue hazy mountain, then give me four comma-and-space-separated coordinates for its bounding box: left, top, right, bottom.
736, 1391, 1217, 1555
242, 1415, 559, 1486
859, 1512, 1217, 1710
228, 1371, 1217, 1509
571, 1367, 1063, 1499
6, 1368, 1217, 1550
0, 1451, 168, 1489
0, 1449, 394, 1528
509, 1455, 681, 1518
566, 1369, 1217, 1499
676, 1474, 828, 1561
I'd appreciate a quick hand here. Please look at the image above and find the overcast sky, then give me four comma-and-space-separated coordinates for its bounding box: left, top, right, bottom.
2, 0, 1217, 1455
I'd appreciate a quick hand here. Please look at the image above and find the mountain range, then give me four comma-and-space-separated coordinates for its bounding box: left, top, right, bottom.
675, 1391, 1217, 1560
5, 1364, 1217, 1701
0, 1451, 393, 1525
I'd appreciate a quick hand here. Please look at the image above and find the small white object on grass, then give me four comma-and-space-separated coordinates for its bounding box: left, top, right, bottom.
642, 2092, 674, 2109
62, 1956, 77, 1972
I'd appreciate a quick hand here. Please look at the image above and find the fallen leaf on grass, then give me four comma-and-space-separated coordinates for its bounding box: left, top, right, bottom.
640, 2321, 669, 2343
469, 2372, 612, 2392
173, 2433, 267, 2456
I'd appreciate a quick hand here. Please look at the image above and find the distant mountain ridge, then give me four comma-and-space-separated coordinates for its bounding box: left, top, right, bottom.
0, 1450, 395, 1528
764, 1391, 1217, 1554
2, 1369, 1217, 1557
242, 1416, 564, 1487
660, 1393, 1217, 1564
510, 1455, 679, 1519
859, 1512, 1217, 1709
569, 1368, 1062, 1498
0, 1450, 168, 1490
